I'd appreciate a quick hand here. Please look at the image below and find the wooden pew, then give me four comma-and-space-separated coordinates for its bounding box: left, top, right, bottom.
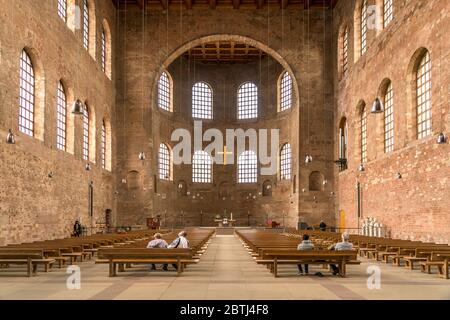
419, 252, 450, 279
0, 249, 56, 276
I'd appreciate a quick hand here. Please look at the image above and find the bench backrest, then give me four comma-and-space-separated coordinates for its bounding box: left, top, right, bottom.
98, 248, 192, 259
263, 250, 357, 260
0, 249, 44, 259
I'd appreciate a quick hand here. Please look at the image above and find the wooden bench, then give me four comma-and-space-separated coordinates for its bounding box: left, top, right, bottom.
0, 250, 56, 276
420, 252, 450, 279
97, 248, 197, 277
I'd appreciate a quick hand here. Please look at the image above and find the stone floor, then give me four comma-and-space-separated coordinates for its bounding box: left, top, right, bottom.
0, 234, 449, 300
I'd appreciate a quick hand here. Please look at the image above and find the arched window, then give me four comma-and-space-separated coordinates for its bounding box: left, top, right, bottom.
339, 117, 348, 160
238, 150, 258, 183
192, 82, 213, 119
101, 30, 106, 73
159, 143, 171, 180
82, 104, 90, 161
56, 82, 67, 151
18, 50, 35, 137
342, 27, 349, 75
57, 0, 67, 22
416, 51, 432, 139
384, 82, 394, 152
192, 151, 213, 183
360, 0, 368, 55
83, 0, 90, 50
238, 82, 258, 119
361, 106, 367, 163
383, 0, 393, 28
101, 120, 106, 169
280, 143, 292, 180
279, 72, 292, 112
158, 71, 172, 112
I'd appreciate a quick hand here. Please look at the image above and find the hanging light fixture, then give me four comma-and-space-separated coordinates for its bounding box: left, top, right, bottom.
6, 129, 15, 144
437, 132, 447, 144
371, 97, 384, 114
85, 163, 91, 171
358, 164, 365, 172
305, 154, 313, 164
139, 152, 146, 161
72, 99, 84, 115
396, 172, 402, 179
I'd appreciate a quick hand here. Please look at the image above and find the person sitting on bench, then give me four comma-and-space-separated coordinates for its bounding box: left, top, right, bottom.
297, 234, 314, 275
168, 231, 190, 270
328, 232, 353, 276
147, 233, 169, 271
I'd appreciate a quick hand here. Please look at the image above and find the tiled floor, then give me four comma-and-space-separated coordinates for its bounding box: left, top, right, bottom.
0, 234, 449, 300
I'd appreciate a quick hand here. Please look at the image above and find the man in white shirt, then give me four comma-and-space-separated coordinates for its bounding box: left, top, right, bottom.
328, 232, 354, 276
168, 231, 190, 270
147, 233, 168, 271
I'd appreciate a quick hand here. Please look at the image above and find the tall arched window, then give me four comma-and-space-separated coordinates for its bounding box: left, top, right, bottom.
192, 82, 213, 119
101, 120, 106, 169
101, 30, 106, 73
342, 27, 349, 75
83, 0, 90, 50
280, 144, 292, 180
192, 151, 213, 183
159, 143, 171, 180
361, 106, 367, 163
238, 150, 258, 183
238, 82, 258, 119
339, 117, 348, 171
360, 0, 368, 55
57, 0, 67, 22
279, 72, 292, 112
56, 82, 67, 151
158, 71, 172, 112
19, 50, 35, 137
416, 51, 432, 139
82, 104, 90, 161
384, 82, 394, 152
383, 0, 393, 28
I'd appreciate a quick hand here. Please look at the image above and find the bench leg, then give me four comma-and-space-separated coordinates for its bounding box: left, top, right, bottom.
27, 259, 32, 277
443, 260, 449, 279
274, 259, 278, 278
32, 263, 38, 275
44, 263, 49, 273
118, 264, 125, 272
177, 259, 181, 276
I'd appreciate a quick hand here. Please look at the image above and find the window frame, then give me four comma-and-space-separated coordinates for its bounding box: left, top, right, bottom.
238, 150, 258, 184
237, 82, 258, 120
192, 150, 213, 184
82, 104, 90, 161
18, 50, 35, 137
280, 143, 292, 180
361, 106, 367, 163
384, 82, 394, 153
416, 51, 432, 139
192, 82, 213, 119
56, 82, 67, 151
279, 72, 293, 112
159, 143, 171, 181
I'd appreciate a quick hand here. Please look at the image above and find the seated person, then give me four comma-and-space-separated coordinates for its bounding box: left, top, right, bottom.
319, 220, 327, 231
147, 233, 168, 271
297, 234, 314, 275
328, 232, 353, 276
167, 231, 189, 270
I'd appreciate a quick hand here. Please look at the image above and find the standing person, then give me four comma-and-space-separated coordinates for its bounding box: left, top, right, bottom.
147, 233, 169, 271
297, 234, 315, 275
168, 231, 189, 270
328, 232, 354, 276
319, 220, 327, 232
73, 220, 82, 237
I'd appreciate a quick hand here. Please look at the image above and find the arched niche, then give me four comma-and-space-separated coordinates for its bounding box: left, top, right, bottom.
127, 171, 141, 189
309, 171, 324, 192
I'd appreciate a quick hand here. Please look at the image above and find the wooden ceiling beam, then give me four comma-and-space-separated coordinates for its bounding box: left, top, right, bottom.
136, 0, 147, 9
280, 0, 289, 9
232, 0, 241, 9
304, 0, 311, 9
209, 0, 217, 9
160, 0, 168, 10
184, 0, 193, 9
255, 0, 264, 9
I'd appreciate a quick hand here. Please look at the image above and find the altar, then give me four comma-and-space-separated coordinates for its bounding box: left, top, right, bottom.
214, 216, 236, 227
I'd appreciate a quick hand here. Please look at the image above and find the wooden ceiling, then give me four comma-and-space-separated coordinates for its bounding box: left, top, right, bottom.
182, 41, 266, 64
111, 0, 339, 10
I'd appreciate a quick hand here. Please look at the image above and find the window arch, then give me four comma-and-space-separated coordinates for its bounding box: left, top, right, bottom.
238, 150, 258, 183
360, 105, 368, 163
354, 0, 368, 61
341, 26, 349, 76
280, 143, 292, 180
18, 50, 35, 137
279, 72, 292, 112
101, 117, 112, 171
238, 82, 258, 119
383, 81, 394, 152
82, 0, 96, 59
339, 117, 348, 165
192, 151, 213, 183
159, 143, 172, 180
383, 0, 393, 28
416, 51, 432, 139
82, 104, 90, 161
56, 81, 67, 151
192, 82, 213, 119
57, 0, 67, 22
158, 71, 173, 112
101, 19, 112, 79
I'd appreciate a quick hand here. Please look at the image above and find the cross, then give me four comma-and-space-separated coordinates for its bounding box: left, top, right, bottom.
217, 145, 233, 165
